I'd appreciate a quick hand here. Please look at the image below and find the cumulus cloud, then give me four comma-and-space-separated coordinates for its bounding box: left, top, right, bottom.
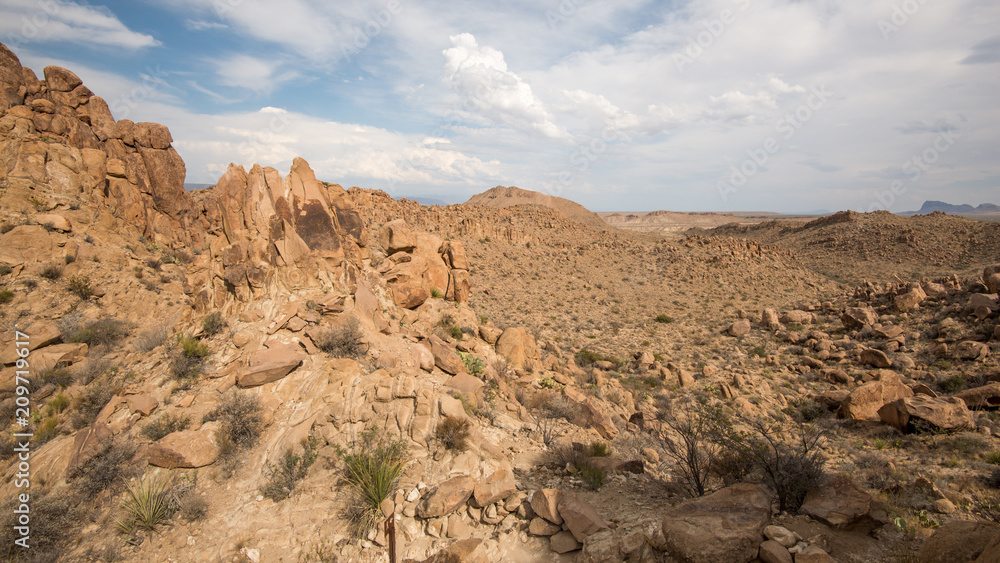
0, 0, 159, 49
442, 33, 566, 139
210, 54, 299, 94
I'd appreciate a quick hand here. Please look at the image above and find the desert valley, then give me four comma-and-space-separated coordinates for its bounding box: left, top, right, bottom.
4, 42, 1000, 563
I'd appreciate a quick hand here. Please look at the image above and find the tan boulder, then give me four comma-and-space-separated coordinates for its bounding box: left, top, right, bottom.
496, 327, 537, 371
478, 326, 502, 345
449, 268, 471, 303
34, 213, 72, 232
968, 293, 998, 313
417, 538, 489, 563
529, 517, 561, 536
134, 122, 172, 149
429, 335, 464, 375
550, 531, 582, 554
235, 359, 302, 387
800, 474, 872, 528
660, 483, 772, 563
860, 348, 892, 368
985, 265, 1000, 293
147, 424, 220, 468
839, 371, 913, 421
472, 465, 517, 507
796, 545, 836, 563
441, 240, 469, 270
126, 394, 158, 416
66, 422, 112, 474
728, 318, 751, 337
563, 386, 618, 439
380, 219, 417, 254
842, 307, 878, 330
955, 341, 990, 361
917, 520, 1000, 563
878, 395, 975, 433
780, 310, 813, 325
531, 489, 563, 525
418, 476, 477, 518
43, 65, 82, 92
32, 342, 88, 372
557, 492, 610, 543
894, 286, 926, 312
761, 308, 781, 330
759, 540, 793, 563
955, 383, 1000, 409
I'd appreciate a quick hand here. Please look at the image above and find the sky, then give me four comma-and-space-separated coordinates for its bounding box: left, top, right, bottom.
1, 0, 998, 213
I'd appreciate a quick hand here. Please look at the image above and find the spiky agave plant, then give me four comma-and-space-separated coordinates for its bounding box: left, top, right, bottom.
116, 475, 173, 535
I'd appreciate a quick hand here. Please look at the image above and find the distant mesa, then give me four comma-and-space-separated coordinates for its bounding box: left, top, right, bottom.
464, 185, 606, 230
904, 200, 1000, 215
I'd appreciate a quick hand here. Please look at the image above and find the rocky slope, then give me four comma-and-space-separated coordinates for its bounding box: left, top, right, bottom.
464, 185, 608, 231
2, 42, 1000, 563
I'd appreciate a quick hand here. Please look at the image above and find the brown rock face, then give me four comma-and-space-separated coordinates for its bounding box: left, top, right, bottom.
380, 219, 417, 254
842, 307, 878, 330
917, 520, 1000, 563
878, 395, 975, 433
472, 466, 517, 507
418, 475, 477, 518
985, 264, 1000, 293
495, 327, 538, 371
955, 383, 1000, 409
531, 489, 563, 525
146, 425, 220, 468
557, 492, 610, 543
839, 371, 913, 421
800, 474, 872, 528
42, 66, 82, 92
861, 348, 892, 368
660, 483, 772, 563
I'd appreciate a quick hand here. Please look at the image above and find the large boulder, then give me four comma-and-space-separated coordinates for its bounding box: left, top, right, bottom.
472, 466, 517, 507
878, 395, 975, 433
894, 286, 926, 312
563, 386, 618, 440
495, 327, 538, 371
955, 341, 990, 361
917, 520, 1000, 563
860, 348, 892, 369
842, 307, 879, 330
955, 383, 1000, 409
800, 474, 873, 528
660, 483, 772, 563
984, 264, 1000, 294
429, 335, 464, 375
531, 489, 562, 525
146, 424, 220, 468
557, 492, 610, 543
379, 219, 417, 254
416, 538, 489, 563
839, 371, 913, 421
418, 476, 477, 519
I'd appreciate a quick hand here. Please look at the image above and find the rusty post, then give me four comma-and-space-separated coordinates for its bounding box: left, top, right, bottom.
385, 514, 397, 563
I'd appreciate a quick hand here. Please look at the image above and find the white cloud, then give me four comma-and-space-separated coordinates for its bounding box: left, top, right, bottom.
0, 0, 158, 49
185, 19, 228, 31
442, 33, 566, 139
210, 54, 299, 94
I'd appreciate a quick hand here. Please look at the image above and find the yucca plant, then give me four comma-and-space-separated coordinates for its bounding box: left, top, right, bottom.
116, 475, 173, 535
339, 427, 408, 535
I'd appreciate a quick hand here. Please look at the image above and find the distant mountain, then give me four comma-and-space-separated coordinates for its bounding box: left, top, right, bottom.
184, 183, 214, 191
402, 195, 451, 206
464, 186, 607, 230
904, 201, 1000, 215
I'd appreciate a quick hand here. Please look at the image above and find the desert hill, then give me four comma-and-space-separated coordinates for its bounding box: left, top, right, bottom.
599, 209, 789, 233
700, 210, 1000, 285
464, 185, 608, 231
3, 41, 1000, 563
904, 201, 1000, 216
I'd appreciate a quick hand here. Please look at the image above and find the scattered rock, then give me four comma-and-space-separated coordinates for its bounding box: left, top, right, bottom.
417, 538, 489, 563
418, 476, 477, 519
955, 341, 990, 361
557, 492, 610, 543
764, 525, 799, 548
530, 489, 562, 525
728, 318, 752, 337
860, 348, 892, 369
842, 307, 878, 330
660, 483, 771, 563
759, 540, 793, 563
878, 395, 975, 433
550, 531, 582, 554
839, 371, 913, 421
146, 424, 220, 469
955, 383, 1000, 409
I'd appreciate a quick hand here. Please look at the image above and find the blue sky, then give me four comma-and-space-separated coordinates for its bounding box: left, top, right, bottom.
2, 0, 998, 213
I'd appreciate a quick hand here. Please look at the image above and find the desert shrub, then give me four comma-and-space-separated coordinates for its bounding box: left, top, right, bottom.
986, 467, 1000, 489
937, 375, 968, 394
204, 391, 262, 451
986, 451, 1000, 465
67, 275, 93, 299
74, 358, 115, 385
45, 393, 70, 416
784, 398, 829, 423
458, 352, 486, 377
116, 475, 172, 535
180, 336, 210, 358
40, 264, 63, 280
588, 442, 611, 457
72, 376, 121, 429
33, 416, 60, 445
574, 348, 621, 368
68, 318, 130, 348
143, 413, 191, 441
144, 257, 162, 271
170, 353, 203, 381
852, 451, 904, 490
0, 289, 14, 304
64, 254, 76, 264
705, 406, 827, 512
314, 318, 366, 359
580, 464, 607, 490
0, 492, 82, 562
338, 427, 408, 536
37, 367, 73, 388
437, 417, 471, 451
179, 495, 209, 522
0, 265, 11, 276
134, 324, 168, 352
202, 311, 226, 336
655, 314, 674, 324
261, 437, 319, 501
430, 287, 444, 299
69, 438, 138, 499
447, 325, 463, 339
660, 406, 717, 497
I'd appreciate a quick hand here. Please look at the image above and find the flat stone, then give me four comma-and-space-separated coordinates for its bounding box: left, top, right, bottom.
550, 531, 582, 554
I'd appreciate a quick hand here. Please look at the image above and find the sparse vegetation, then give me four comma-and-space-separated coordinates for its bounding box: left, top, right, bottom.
202, 311, 226, 336
0, 289, 14, 303
134, 324, 169, 352
204, 391, 263, 457
68, 317, 131, 348
430, 287, 444, 298
580, 464, 607, 490
437, 417, 471, 451
655, 314, 674, 323
458, 352, 486, 377
314, 318, 366, 359
67, 275, 94, 299
116, 475, 173, 535
143, 413, 191, 441
69, 437, 138, 499
338, 426, 408, 536
40, 263, 63, 280
261, 437, 319, 501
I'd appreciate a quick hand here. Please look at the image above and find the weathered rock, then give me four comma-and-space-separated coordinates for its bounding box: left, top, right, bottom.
968, 293, 999, 313
531, 489, 562, 525
860, 348, 892, 369
728, 318, 751, 337
781, 310, 814, 325
764, 525, 799, 548
126, 394, 157, 416
878, 395, 975, 433
660, 483, 772, 563
557, 492, 609, 543
34, 213, 72, 232
894, 286, 926, 312
380, 219, 417, 254
955, 383, 1000, 409
800, 474, 872, 528
550, 531, 582, 554
955, 341, 990, 361
417, 538, 489, 563
563, 386, 619, 439
66, 422, 112, 474
759, 540, 793, 563
236, 359, 302, 387
917, 520, 1000, 563
43, 65, 83, 92
496, 327, 537, 371
762, 308, 782, 330
146, 424, 220, 468
842, 307, 878, 330
429, 335, 464, 375
839, 371, 913, 421
478, 326, 502, 345
796, 545, 836, 563
472, 466, 517, 507
418, 476, 477, 519
984, 265, 1000, 293
529, 517, 561, 536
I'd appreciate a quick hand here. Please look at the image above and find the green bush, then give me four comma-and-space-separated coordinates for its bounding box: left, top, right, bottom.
458, 352, 486, 377
143, 413, 191, 441
655, 314, 674, 324
202, 311, 226, 336
580, 464, 607, 490
180, 336, 211, 358
72, 376, 121, 429
314, 318, 366, 359
574, 348, 621, 368
37, 367, 73, 388
0, 289, 13, 304
261, 438, 319, 501
430, 287, 444, 299
33, 416, 60, 445
339, 427, 408, 536
0, 265, 11, 276
67, 275, 93, 299
116, 475, 172, 534
588, 442, 611, 457
447, 325, 463, 339
204, 391, 262, 451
